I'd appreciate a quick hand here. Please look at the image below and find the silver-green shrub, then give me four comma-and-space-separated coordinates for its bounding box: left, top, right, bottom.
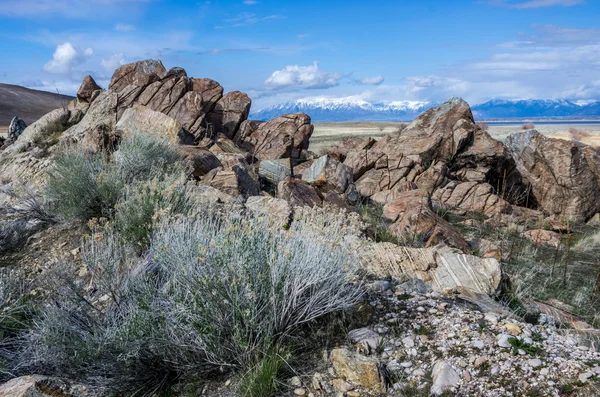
20, 213, 361, 395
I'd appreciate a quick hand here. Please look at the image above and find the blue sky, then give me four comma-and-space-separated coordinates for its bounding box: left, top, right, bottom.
0, 0, 598, 110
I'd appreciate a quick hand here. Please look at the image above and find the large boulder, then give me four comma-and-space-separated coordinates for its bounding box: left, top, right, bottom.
116, 105, 193, 145
241, 113, 314, 160
206, 91, 251, 139
108, 59, 167, 92
505, 130, 600, 221
177, 146, 223, 178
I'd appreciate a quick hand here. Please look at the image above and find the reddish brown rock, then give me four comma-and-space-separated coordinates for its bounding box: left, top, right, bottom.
506, 130, 600, 221
521, 229, 563, 248
177, 146, 223, 178
108, 59, 167, 92
277, 177, 322, 208
206, 91, 251, 139
76, 75, 102, 103
383, 189, 471, 252
242, 113, 314, 160
190, 78, 223, 114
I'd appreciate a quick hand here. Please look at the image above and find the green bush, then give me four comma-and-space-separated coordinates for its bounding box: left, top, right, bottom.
45, 134, 187, 235
20, 214, 361, 395
113, 134, 182, 184
114, 173, 193, 251
45, 148, 122, 220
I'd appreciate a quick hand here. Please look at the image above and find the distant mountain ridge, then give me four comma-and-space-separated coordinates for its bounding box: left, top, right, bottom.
0, 84, 73, 125
251, 97, 600, 122
251, 97, 434, 122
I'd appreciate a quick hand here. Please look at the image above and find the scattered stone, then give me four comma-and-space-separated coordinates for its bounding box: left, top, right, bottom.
431, 361, 460, 395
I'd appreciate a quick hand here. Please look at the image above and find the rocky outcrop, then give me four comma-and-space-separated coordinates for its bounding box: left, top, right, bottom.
506, 130, 600, 221
241, 113, 314, 160
339, 98, 526, 221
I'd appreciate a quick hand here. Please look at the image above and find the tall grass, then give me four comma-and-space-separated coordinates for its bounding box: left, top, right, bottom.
19, 213, 361, 396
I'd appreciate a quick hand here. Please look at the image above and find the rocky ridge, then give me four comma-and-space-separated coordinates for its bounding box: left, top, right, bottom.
1, 59, 600, 396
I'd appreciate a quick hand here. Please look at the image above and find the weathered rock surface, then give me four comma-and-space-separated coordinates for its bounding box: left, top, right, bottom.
383, 189, 471, 252
521, 228, 563, 248
430, 361, 460, 395
206, 91, 251, 139
302, 155, 354, 195
329, 348, 384, 393
109, 59, 167, 93
277, 177, 322, 208
506, 130, 600, 221
177, 146, 223, 178
116, 105, 193, 145
200, 160, 259, 198
77, 75, 102, 103
241, 113, 313, 160
358, 242, 502, 295
245, 196, 291, 228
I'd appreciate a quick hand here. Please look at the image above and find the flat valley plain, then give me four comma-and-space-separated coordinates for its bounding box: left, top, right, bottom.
310, 121, 600, 154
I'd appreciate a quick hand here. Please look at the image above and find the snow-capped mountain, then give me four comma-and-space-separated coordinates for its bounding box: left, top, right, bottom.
250, 97, 435, 122
471, 99, 599, 119
250, 97, 600, 122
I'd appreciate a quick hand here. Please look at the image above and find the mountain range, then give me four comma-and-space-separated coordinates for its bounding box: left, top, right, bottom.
250, 97, 600, 122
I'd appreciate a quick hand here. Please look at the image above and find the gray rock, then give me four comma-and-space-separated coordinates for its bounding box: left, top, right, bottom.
348, 328, 382, 350
497, 334, 512, 348
431, 361, 460, 395
8, 116, 27, 141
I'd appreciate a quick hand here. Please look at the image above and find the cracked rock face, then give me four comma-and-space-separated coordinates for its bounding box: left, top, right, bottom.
506, 130, 600, 222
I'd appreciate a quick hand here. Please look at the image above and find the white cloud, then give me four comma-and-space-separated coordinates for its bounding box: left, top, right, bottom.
114, 23, 135, 32
490, 0, 583, 8
357, 75, 384, 85
100, 53, 126, 72
243, 0, 258, 4
43, 42, 93, 74
265, 62, 342, 90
